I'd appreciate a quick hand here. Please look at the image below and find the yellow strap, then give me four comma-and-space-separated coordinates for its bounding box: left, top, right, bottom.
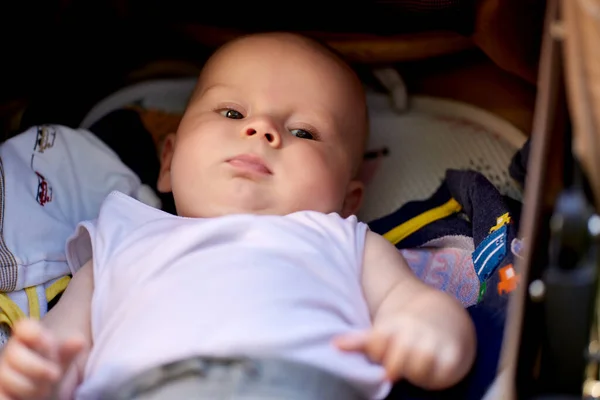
0, 277, 72, 328
46, 276, 71, 303
25, 286, 40, 320
0, 293, 26, 328
383, 198, 462, 245
0, 313, 11, 327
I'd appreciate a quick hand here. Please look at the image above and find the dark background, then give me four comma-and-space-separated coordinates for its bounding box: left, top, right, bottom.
0, 0, 479, 132
0, 0, 543, 137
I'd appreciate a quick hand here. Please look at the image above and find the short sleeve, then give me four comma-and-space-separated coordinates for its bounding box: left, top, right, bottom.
65, 220, 96, 274
354, 220, 370, 275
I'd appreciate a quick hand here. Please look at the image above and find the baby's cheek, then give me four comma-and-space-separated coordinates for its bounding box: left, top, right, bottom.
308, 173, 348, 209
285, 150, 347, 200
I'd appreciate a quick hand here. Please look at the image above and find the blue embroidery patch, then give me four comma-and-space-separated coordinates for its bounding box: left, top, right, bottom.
472, 225, 507, 282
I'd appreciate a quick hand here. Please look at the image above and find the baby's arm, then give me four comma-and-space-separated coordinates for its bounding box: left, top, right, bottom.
0, 259, 94, 399
335, 231, 476, 390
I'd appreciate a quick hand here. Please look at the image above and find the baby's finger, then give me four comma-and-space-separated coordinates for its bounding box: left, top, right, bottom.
404, 335, 438, 386
3, 340, 60, 383
363, 330, 391, 364
332, 332, 369, 352
432, 342, 463, 384
11, 320, 55, 359
57, 336, 86, 372
0, 361, 51, 400
334, 330, 391, 363
382, 334, 410, 381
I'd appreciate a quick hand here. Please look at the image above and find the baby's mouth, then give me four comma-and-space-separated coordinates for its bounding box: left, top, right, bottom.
227, 154, 272, 176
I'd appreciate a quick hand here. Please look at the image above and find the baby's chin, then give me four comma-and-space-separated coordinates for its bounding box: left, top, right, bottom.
174, 198, 336, 218
172, 182, 342, 218
173, 199, 287, 218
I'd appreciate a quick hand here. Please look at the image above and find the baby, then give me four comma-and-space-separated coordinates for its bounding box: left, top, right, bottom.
0, 33, 475, 400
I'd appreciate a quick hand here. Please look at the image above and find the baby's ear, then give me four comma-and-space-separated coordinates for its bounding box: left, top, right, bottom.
341, 180, 364, 218
156, 133, 176, 193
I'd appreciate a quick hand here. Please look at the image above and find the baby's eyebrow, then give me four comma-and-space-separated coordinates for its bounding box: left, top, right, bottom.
196, 83, 231, 98
306, 110, 340, 136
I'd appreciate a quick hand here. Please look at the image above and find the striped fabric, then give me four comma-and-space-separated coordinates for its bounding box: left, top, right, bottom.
0, 159, 17, 292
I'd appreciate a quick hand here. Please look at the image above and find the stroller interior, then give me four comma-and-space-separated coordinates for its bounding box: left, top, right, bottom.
2, 0, 600, 399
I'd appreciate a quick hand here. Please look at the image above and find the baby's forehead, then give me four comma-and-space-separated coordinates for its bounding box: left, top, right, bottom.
200, 35, 354, 84
196, 46, 362, 109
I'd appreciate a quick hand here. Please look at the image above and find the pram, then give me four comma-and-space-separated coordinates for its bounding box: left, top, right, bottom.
1, 0, 599, 398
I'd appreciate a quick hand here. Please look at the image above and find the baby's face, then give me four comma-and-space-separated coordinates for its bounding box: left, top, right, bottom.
158, 34, 367, 218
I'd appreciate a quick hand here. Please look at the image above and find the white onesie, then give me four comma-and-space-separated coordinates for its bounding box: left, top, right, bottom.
66, 191, 391, 400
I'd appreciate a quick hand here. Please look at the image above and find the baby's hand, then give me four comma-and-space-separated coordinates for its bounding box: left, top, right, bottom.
334, 313, 472, 390
0, 319, 84, 400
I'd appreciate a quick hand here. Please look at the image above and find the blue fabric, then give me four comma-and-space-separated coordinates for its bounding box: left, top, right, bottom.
371, 168, 524, 400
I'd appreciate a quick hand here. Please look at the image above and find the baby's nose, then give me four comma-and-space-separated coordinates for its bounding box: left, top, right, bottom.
243, 119, 282, 148
245, 128, 277, 143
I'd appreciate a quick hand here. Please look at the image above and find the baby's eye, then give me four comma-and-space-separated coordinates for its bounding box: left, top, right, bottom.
220, 109, 244, 119
290, 129, 315, 140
